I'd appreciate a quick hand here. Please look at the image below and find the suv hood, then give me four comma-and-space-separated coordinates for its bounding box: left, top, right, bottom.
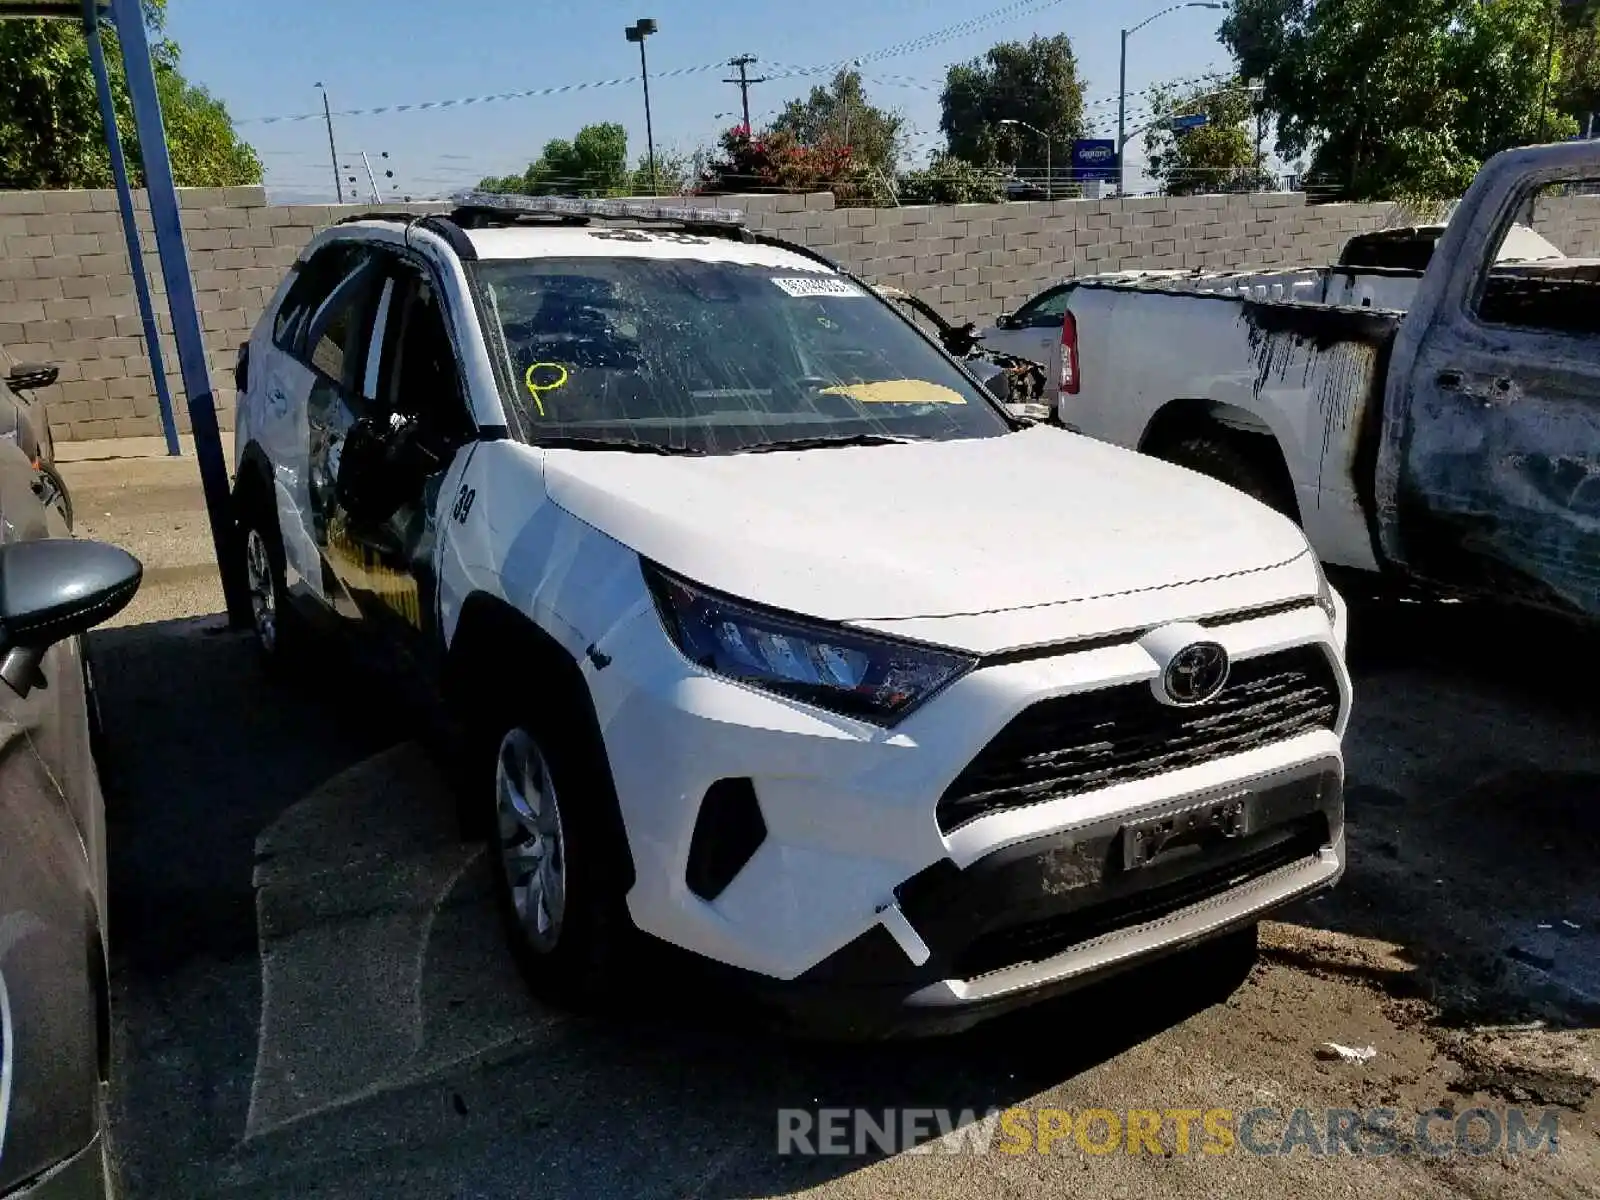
539, 425, 1310, 622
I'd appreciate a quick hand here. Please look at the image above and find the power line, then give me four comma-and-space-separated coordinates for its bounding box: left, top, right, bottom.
236, 0, 1082, 125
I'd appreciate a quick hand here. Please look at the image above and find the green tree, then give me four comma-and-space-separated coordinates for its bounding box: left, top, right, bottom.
1144, 73, 1272, 195
770, 68, 905, 180
1221, 0, 1576, 202
939, 34, 1085, 179
0, 2, 262, 190
896, 152, 1005, 204
480, 122, 631, 197
1552, 2, 1600, 135
629, 148, 692, 195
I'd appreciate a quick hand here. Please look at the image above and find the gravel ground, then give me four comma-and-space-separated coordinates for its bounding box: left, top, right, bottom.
65, 449, 1599, 1200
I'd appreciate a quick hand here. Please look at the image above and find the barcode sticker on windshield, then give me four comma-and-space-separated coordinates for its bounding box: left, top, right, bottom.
771, 276, 865, 299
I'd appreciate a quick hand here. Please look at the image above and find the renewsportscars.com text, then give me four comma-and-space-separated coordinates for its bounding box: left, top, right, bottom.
777, 1106, 1563, 1158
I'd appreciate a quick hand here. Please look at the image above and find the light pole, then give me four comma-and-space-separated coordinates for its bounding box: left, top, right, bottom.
999, 118, 1052, 199
1119, 2, 1225, 194
625, 19, 659, 194
315, 82, 342, 203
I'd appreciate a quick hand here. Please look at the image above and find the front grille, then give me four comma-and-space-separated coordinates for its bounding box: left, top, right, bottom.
938, 646, 1339, 833
952, 818, 1327, 980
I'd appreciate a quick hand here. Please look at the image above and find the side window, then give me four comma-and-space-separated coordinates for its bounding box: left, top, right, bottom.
1018, 287, 1071, 328
380, 264, 472, 444
273, 245, 360, 353
1474, 179, 1600, 337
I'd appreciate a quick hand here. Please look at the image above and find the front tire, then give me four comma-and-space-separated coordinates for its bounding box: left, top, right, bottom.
483, 705, 633, 1008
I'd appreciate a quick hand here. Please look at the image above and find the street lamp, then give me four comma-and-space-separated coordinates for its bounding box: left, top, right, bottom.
314, 82, 342, 203
625, 18, 659, 194
1119, 2, 1225, 194
999, 118, 1052, 200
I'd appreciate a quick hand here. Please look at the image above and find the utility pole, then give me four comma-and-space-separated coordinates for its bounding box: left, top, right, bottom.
1255, 88, 1266, 181
316, 82, 343, 203
1540, 0, 1559, 143
723, 54, 768, 130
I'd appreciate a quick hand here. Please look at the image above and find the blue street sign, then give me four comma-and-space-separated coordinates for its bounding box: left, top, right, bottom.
1171, 113, 1210, 131
1072, 139, 1119, 183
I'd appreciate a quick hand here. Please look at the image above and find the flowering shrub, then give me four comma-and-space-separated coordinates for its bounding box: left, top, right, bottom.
698, 125, 886, 204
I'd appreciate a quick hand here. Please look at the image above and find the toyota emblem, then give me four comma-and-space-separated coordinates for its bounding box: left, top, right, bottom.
1162, 642, 1231, 706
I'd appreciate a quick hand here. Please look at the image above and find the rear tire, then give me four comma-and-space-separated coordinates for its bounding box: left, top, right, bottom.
1157, 434, 1299, 523
236, 495, 304, 673
477, 696, 635, 1010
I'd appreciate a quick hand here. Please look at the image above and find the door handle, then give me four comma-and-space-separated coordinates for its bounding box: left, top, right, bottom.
1436, 371, 1463, 390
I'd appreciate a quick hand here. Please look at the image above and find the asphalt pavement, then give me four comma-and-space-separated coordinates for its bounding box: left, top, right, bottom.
63, 447, 1600, 1199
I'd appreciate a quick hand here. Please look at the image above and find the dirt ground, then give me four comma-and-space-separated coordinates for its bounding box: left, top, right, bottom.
65, 449, 1599, 1199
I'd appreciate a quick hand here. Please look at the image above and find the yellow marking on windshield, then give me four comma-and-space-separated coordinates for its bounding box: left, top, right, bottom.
524, 362, 569, 416
819, 379, 968, 405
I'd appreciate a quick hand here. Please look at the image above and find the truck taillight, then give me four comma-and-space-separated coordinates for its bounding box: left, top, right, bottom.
1059, 311, 1080, 395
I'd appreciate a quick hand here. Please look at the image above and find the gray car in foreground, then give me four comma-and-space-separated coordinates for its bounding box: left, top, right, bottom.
0, 439, 142, 1199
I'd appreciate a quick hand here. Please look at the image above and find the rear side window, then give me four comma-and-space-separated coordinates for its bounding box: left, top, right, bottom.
272, 244, 364, 354
1474, 180, 1600, 337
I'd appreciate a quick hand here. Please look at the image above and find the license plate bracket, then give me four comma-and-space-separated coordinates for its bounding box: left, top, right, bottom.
1122, 795, 1251, 871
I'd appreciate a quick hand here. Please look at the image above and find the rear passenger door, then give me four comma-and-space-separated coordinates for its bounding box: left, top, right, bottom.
262, 242, 377, 606
296, 246, 388, 622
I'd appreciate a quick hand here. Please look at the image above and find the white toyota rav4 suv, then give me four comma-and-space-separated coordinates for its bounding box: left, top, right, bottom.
231, 192, 1350, 1037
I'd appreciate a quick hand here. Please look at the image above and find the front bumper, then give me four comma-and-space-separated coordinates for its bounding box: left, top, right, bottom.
590, 591, 1349, 1007
781, 760, 1343, 1037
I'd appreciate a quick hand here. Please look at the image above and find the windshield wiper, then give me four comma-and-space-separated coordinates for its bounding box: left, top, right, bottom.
738, 433, 923, 454
529, 435, 702, 455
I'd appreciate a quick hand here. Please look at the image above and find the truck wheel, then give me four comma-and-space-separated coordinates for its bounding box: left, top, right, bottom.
1159, 435, 1298, 523
480, 697, 634, 1009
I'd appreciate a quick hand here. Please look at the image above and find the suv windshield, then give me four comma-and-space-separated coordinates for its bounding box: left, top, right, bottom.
469, 254, 1012, 453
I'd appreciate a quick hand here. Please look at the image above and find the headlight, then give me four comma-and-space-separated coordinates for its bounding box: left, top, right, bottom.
642, 561, 977, 725
1311, 556, 1340, 625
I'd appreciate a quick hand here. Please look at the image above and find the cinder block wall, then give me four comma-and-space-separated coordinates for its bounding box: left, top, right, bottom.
10, 184, 1592, 444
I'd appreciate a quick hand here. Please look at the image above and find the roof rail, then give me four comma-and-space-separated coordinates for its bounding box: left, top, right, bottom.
447, 190, 747, 237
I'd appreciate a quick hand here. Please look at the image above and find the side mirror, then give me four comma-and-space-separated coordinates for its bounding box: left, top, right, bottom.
972, 364, 1013, 402
941, 322, 984, 358
0, 539, 142, 698
7, 363, 59, 393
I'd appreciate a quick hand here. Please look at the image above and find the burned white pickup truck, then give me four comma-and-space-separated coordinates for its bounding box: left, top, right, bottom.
1054, 141, 1600, 618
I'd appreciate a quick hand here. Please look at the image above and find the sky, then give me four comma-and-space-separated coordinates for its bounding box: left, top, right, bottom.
163, 0, 1238, 203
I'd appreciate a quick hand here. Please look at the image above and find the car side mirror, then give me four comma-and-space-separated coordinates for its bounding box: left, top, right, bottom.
974, 366, 1012, 402
994, 312, 1016, 330
7, 363, 59, 393
0, 539, 142, 698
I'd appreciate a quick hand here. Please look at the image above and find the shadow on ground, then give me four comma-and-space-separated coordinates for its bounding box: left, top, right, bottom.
93, 614, 1255, 1200
1269, 583, 1600, 1109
